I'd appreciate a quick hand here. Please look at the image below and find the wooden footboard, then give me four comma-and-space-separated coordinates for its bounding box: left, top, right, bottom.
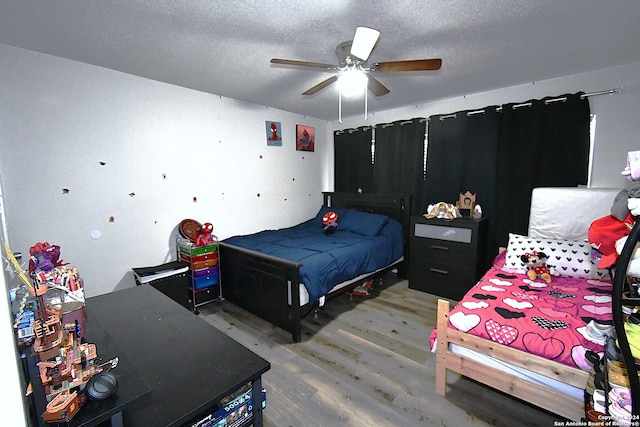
219, 242, 305, 342
220, 241, 402, 342
435, 299, 588, 421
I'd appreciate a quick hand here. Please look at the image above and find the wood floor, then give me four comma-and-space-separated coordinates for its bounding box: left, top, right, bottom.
199, 274, 566, 427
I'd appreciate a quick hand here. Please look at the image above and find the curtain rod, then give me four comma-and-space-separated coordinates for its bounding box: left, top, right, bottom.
335, 126, 371, 135
336, 87, 623, 129
582, 87, 623, 98
437, 87, 623, 119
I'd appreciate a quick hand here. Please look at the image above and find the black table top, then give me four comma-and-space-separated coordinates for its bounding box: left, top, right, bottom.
28, 307, 152, 427
86, 284, 271, 426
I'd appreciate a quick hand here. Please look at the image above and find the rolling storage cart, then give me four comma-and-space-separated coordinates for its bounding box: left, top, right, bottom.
177, 237, 223, 314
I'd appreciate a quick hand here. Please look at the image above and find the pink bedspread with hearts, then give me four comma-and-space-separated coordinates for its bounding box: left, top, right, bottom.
446, 252, 613, 370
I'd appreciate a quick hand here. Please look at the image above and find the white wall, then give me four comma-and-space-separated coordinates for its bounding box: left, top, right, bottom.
0, 44, 331, 298
330, 61, 640, 190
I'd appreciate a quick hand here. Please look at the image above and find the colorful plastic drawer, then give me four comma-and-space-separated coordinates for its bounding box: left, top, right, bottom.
193, 266, 219, 278
178, 244, 217, 257
192, 259, 218, 270
192, 252, 218, 262
179, 251, 218, 263
191, 272, 219, 290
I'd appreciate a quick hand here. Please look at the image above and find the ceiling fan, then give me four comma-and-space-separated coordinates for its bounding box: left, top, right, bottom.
270, 27, 442, 97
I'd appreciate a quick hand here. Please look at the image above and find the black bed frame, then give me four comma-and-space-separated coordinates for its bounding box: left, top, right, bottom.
219, 192, 412, 342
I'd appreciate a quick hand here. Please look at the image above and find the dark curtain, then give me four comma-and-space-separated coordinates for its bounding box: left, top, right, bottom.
422, 108, 501, 267
423, 92, 590, 263
334, 126, 374, 193
494, 93, 591, 246
372, 118, 426, 214
333, 92, 591, 265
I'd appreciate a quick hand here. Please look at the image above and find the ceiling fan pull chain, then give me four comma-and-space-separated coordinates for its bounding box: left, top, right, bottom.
364, 80, 368, 121
339, 87, 343, 123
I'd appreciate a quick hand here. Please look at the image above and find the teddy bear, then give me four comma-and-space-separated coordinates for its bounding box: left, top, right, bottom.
520, 251, 552, 283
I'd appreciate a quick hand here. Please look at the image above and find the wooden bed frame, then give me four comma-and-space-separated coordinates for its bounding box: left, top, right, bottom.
432, 187, 621, 422
219, 192, 412, 342
435, 299, 588, 421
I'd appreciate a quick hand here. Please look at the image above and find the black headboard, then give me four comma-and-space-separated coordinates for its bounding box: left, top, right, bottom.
323, 192, 411, 231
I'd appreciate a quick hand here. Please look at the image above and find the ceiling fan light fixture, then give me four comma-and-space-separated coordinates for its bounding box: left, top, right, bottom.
350, 26, 380, 61
337, 69, 368, 97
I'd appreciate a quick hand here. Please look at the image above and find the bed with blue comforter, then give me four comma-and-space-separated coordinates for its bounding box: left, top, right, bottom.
224, 206, 405, 305
219, 192, 411, 342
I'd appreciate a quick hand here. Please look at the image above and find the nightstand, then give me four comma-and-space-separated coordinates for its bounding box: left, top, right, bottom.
408, 216, 488, 300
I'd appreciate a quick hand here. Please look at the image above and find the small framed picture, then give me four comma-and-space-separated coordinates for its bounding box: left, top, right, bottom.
296, 125, 315, 152
265, 121, 282, 146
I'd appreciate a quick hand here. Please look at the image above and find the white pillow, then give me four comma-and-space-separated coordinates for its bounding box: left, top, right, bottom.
503, 233, 610, 280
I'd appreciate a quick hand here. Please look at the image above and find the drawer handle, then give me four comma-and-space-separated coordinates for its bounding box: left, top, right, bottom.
430, 268, 449, 275
431, 245, 450, 251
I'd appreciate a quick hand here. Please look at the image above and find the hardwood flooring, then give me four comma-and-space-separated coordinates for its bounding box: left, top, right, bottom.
199, 274, 566, 426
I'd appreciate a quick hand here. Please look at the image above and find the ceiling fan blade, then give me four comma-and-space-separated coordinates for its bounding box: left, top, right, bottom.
372, 58, 442, 73
366, 75, 390, 96
302, 75, 339, 95
271, 58, 337, 71
350, 26, 380, 61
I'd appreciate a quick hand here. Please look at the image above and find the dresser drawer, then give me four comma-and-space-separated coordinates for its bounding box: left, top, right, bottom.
410, 261, 476, 300
414, 223, 473, 243
411, 238, 476, 265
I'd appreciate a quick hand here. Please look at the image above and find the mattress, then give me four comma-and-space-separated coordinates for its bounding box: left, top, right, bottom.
291, 256, 403, 306
528, 187, 619, 240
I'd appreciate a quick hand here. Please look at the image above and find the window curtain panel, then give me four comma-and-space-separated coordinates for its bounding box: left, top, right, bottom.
334, 126, 373, 193
494, 92, 591, 245
422, 108, 501, 268
423, 92, 590, 264
372, 118, 426, 214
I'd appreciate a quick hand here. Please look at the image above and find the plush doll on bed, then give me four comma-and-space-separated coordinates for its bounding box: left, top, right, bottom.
322, 211, 339, 234
521, 251, 552, 283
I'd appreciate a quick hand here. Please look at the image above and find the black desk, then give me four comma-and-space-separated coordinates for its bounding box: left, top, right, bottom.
87, 284, 271, 426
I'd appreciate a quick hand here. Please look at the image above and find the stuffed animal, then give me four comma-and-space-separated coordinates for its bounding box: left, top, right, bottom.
425, 202, 462, 220
520, 251, 552, 283
322, 211, 339, 234
196, 222, 215, 246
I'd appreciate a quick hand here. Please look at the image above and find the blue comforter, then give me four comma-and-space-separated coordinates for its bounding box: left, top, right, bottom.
223, 208, 405, 305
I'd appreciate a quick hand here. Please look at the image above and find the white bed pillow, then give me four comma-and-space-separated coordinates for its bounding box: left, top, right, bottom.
503, 233, 610, 280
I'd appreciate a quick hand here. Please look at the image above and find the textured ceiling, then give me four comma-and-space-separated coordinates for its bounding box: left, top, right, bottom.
1, 1, 639, 121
